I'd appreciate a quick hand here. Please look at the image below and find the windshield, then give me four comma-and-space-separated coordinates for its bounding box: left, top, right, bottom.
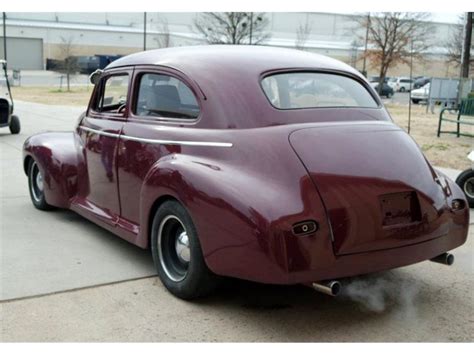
261, 72, 378, 109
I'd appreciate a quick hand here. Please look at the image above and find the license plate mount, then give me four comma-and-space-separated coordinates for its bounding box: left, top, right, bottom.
380, 191, 421, 227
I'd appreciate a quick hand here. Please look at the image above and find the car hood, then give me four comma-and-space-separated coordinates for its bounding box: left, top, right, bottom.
412, 87, 428, 95
289, 121, 449, 255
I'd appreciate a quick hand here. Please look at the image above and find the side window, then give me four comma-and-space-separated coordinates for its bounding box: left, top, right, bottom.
134, 73, 200, 119
97, 74, 129, 113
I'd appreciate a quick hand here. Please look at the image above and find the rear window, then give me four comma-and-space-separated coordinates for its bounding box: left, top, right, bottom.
261, 72, 378, 109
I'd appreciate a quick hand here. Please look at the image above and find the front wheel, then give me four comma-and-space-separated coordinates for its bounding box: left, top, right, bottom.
28, 160, 53, 210
9, 115, 20, 134
151, 200, 219, 299
456, 169, 474, 208
400, 87, 406, 93
412, 99, 420, 104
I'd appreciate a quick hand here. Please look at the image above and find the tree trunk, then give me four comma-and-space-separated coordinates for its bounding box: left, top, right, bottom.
377, 65, 386, 95
461, 12, 472, 78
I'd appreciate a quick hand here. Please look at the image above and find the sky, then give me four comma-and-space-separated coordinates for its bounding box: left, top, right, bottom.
429, 12, 463, 24
345, 12, 464, 24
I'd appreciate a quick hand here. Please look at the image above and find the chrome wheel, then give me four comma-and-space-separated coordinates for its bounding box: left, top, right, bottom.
30, 161, 44, 202
464, 177, 474, 199
158, 215, 190, 282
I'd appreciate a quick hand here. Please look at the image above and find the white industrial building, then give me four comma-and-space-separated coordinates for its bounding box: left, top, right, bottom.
0, 12, 463, 77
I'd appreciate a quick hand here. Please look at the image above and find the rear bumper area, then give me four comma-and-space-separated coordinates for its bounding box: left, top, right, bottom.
206, 210, 469, 286
286, 223, 468, 284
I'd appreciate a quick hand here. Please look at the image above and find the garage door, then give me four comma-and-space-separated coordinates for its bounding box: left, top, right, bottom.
0, 37, 43, 70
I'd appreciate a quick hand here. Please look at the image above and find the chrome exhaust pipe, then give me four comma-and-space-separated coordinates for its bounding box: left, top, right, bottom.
312, 280, 342, 297
430, 252, 454, 266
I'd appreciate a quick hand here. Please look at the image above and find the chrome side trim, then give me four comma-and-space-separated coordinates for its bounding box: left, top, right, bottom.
79, 125, 119, 138
120, 134, 233, 147
79, 125, 233, 148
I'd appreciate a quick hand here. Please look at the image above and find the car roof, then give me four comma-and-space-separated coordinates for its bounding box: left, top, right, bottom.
106, 45, 362, 79
105, 45, 380, 129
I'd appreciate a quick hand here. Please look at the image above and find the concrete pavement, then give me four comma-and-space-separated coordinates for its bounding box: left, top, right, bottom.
0, 101, 473, 341
0, 101, 155, 302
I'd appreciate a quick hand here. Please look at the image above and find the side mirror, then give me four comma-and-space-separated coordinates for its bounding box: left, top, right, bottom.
89, 69, 103, 85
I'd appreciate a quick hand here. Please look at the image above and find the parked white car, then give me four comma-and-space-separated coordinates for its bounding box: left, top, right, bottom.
411, 83, 430, 104
388, 77, 414, 92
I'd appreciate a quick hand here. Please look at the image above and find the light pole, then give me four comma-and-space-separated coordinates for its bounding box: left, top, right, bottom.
2, 12, 7, 66
362, 13, 370, 77
143, 12, 147, 51
249, 12, 253, 45
408, 39, 414, 134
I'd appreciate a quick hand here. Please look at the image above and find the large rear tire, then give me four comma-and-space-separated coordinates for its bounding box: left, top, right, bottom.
456, 169, 474, 208
9, 115, 20, 134
151, 200, 219, 299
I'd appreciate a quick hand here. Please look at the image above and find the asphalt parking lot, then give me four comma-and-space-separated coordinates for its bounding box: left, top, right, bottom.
0, 101, 473, 342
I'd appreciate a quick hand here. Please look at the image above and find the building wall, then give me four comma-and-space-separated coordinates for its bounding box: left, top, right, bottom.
1, 12, 466, 77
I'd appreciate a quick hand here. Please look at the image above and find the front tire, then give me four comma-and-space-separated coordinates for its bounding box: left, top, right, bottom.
412, 99, 420, 104
151, 200, 218, 299
9, 115, 20, 134
400, 87, 406, 93
456, 169, 474, 208
28, 160, 53, 210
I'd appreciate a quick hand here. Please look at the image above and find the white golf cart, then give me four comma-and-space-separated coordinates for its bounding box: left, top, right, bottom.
0, 59, 20, 134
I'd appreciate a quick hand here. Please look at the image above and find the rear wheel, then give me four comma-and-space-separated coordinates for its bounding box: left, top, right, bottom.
412, 99, 420, 104
400, 87, 406, 93
9, 115, 20, 134
151, 200, 218, 299
456, 169, 474, 208
28, 160, 53, 210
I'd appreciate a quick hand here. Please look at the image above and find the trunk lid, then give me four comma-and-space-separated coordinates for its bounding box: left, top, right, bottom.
289, 121, 449, 255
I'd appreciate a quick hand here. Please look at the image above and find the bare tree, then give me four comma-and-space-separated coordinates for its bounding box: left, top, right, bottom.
154, 17, 171, 48
295, 22, 312, 50
194, 12, 271, 45
57, 36, 78, 92
358, 12, 433, 93
446, 14, 473, 76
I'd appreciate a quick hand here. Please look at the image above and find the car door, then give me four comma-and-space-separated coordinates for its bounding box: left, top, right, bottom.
77, 68, 132, 225
116, 68, 202, 230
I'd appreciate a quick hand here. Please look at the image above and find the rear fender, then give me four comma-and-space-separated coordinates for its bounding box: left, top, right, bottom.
138, 153, 333, 283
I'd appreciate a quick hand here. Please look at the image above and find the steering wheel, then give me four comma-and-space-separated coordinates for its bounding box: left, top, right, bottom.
118, 104, 127, 114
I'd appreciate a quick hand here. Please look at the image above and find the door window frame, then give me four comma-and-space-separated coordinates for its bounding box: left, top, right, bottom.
87, 67, 134, 121
128, 65, 204, 125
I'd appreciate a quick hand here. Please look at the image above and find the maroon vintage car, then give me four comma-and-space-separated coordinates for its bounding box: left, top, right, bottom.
23, 46, 469, 299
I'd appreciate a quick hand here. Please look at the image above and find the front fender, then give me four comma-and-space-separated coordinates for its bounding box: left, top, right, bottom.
23, 132, 83, 208
139, 153, 332, 284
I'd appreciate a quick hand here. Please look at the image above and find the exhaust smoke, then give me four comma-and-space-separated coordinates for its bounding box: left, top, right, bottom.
341, 272, 421, 313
